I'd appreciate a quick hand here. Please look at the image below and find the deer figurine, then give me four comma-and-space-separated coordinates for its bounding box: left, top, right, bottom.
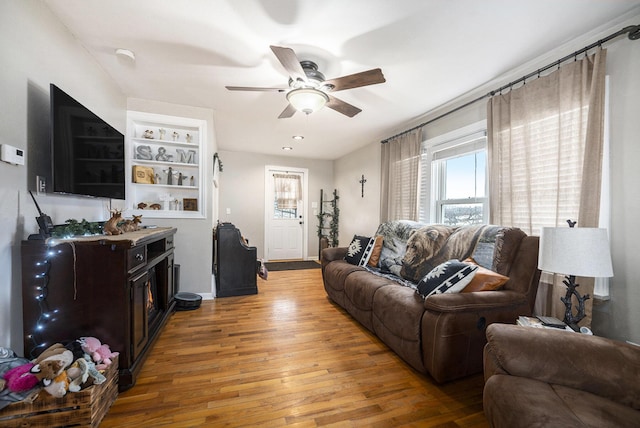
103, 210, 123, 235
119, 215, 143, 233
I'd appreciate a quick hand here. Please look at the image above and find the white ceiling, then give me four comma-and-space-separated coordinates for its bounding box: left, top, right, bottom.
43, 0, 640, 160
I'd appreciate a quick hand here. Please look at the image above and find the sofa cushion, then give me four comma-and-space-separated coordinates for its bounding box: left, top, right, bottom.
322, 260, 365, 307
343, 271, 395, 331
461, 258, 509, 292
344, 235, 375, 266
416, 260, 478, 299
372, 284, 426, 372
367, 235, 384, 268
484, 374, 640, 428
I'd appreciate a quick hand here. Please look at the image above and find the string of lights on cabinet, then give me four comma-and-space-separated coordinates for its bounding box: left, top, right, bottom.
26, 242, 77, 358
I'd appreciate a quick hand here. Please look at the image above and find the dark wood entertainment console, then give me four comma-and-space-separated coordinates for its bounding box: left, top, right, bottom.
21, 227, 176, 391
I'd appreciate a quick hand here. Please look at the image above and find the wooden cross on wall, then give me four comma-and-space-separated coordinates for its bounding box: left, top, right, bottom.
359, 174, 367, 198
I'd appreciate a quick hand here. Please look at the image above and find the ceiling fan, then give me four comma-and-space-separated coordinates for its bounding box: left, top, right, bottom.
226, 45, 386, 118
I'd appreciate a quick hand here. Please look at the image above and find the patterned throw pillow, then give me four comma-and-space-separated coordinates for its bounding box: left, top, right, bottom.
344, 235, 375, 266
416, 259, 478, 299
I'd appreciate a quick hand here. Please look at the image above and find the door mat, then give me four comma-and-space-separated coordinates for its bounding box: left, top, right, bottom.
264, 261, 321, 271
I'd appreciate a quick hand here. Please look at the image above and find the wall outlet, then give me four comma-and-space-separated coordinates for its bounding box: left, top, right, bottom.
36, 176, 46, 195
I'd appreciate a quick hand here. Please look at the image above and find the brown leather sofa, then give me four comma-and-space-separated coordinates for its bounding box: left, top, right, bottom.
483, 323, 640, 427
321, 223, 541, 383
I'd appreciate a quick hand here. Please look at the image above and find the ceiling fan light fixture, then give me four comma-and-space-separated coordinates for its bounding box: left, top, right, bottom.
286, 88, 329, 115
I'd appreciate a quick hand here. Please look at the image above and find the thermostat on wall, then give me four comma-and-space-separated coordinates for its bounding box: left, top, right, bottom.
0, 144, 25, 165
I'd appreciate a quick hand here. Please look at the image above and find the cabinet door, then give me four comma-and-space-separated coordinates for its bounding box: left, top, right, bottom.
130, 270, 149, 360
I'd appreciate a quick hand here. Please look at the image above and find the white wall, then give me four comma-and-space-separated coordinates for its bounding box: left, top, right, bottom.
333, 141, 382, 245
594, 35, 640, 343
217, 150, 333, 260
0, 0, 127, 354
127, 98, 217, 298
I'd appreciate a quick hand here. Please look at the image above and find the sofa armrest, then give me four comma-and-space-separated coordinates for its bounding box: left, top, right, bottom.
321, 247, 348, 265
485, 323, 640, 409
423, 290, 528, 312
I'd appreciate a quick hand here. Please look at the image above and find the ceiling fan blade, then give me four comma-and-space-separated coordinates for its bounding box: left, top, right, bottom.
270, 45, 308, 84
323, 68, 386, 92
278, 103, 297, 119
225, 86, 286, 92
326, 95, 362, 118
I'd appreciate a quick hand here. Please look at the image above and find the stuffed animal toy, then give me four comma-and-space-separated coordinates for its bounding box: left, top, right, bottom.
83, 359, 106, 386
3, 343, 73, 393
3, 363, 38, 392
66, 358, 89, 392
43, 370, 69, 398
79, 337, 119, 370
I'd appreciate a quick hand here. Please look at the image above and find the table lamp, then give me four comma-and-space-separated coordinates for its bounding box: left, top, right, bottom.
538, 222, 614, 330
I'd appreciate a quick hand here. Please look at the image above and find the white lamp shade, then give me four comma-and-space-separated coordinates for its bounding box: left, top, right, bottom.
286, 88, 329, 114
538, 227, 613, 277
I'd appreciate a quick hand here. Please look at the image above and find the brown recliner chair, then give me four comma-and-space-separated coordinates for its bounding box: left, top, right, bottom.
483, 323, 640, 427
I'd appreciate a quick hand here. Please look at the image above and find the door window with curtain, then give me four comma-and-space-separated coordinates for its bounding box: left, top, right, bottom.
273, 173, 302, 219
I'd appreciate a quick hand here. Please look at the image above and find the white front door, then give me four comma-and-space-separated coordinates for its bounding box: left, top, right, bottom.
265, 167, 307, 261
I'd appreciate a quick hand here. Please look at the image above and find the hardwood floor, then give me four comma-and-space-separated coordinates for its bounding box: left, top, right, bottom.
101, 269, 489, 427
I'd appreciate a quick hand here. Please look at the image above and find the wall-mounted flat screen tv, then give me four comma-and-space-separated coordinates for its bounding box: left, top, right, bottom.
51, 84, 125, 200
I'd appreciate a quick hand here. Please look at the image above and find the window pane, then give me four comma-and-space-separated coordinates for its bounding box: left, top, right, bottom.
441, 203, 484, 226
444, 151, 485, 199
273, 199, 297, 219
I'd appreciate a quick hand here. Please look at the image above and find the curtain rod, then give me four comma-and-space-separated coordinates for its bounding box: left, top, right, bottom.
381, 24, 640, 144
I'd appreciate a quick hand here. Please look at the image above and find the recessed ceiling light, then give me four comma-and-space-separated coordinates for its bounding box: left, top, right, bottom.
292, 135, 304, 140
115, 48, 136, 61
282, 146, 293, 151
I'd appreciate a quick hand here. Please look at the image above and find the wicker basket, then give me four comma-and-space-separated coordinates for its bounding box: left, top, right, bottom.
0, 356, 118, 428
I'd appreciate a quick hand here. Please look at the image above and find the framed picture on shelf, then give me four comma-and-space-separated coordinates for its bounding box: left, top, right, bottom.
183, 198, 198, 211
133, 166, 155, 184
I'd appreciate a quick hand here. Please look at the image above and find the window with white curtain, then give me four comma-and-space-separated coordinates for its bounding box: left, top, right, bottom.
418, 123, 488, 225
273, 173, 301, 219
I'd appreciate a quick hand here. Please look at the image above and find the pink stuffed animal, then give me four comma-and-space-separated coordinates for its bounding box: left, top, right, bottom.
79, 337, 119, 370
3, 363, 38, 392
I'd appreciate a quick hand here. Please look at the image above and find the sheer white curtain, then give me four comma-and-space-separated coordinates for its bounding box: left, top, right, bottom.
273, 174, 301, 209
380, 128, 422, 222
487, 49, 607, 326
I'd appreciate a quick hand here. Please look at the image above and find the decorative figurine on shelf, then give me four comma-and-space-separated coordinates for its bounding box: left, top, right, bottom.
150, 203, 161, 210
186, 133, 192, 143
158, 128, 166, 140
177, 172, 184, 186
155, 173, 161, 184
119, 215, 142, 233
103, 210, 123, 235
172, 131, 179, 141
155, 146, 169, 161
143, 130, 154, 139
163, 167, 180, 185
190, 176, 195, 186
165, 167, 174, 185
137, 202, 147, 210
